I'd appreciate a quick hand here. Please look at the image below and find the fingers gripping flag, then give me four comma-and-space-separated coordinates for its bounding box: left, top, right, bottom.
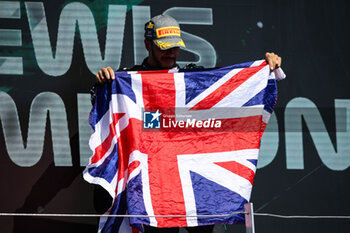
83, 60, 285, 232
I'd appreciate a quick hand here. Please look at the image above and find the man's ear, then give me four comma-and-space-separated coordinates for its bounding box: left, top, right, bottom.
144, 39, 151, 52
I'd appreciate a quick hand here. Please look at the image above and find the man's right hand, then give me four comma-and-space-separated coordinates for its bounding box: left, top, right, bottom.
95, 66, 115, 84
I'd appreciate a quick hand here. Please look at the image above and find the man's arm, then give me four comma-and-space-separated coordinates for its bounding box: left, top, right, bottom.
94, 52, 282, 84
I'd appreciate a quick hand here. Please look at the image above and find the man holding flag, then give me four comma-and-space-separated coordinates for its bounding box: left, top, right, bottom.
86, 14, 284, 233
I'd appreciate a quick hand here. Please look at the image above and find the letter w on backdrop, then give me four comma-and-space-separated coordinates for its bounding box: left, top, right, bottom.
84, 60, 285, 233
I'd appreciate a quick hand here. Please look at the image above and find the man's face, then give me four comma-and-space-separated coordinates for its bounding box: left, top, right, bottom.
146, 40, 180, 69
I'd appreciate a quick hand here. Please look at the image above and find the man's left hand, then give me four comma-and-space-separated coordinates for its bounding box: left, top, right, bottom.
265, 52, 282, 71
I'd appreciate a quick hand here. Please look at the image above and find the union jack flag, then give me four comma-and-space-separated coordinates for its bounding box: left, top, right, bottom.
83, 60, 285, 232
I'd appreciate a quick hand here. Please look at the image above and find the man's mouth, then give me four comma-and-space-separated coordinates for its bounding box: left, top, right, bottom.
163, 57, 175, 61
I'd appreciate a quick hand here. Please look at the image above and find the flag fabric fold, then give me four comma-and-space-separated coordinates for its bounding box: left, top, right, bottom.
83, 60, 285, 233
